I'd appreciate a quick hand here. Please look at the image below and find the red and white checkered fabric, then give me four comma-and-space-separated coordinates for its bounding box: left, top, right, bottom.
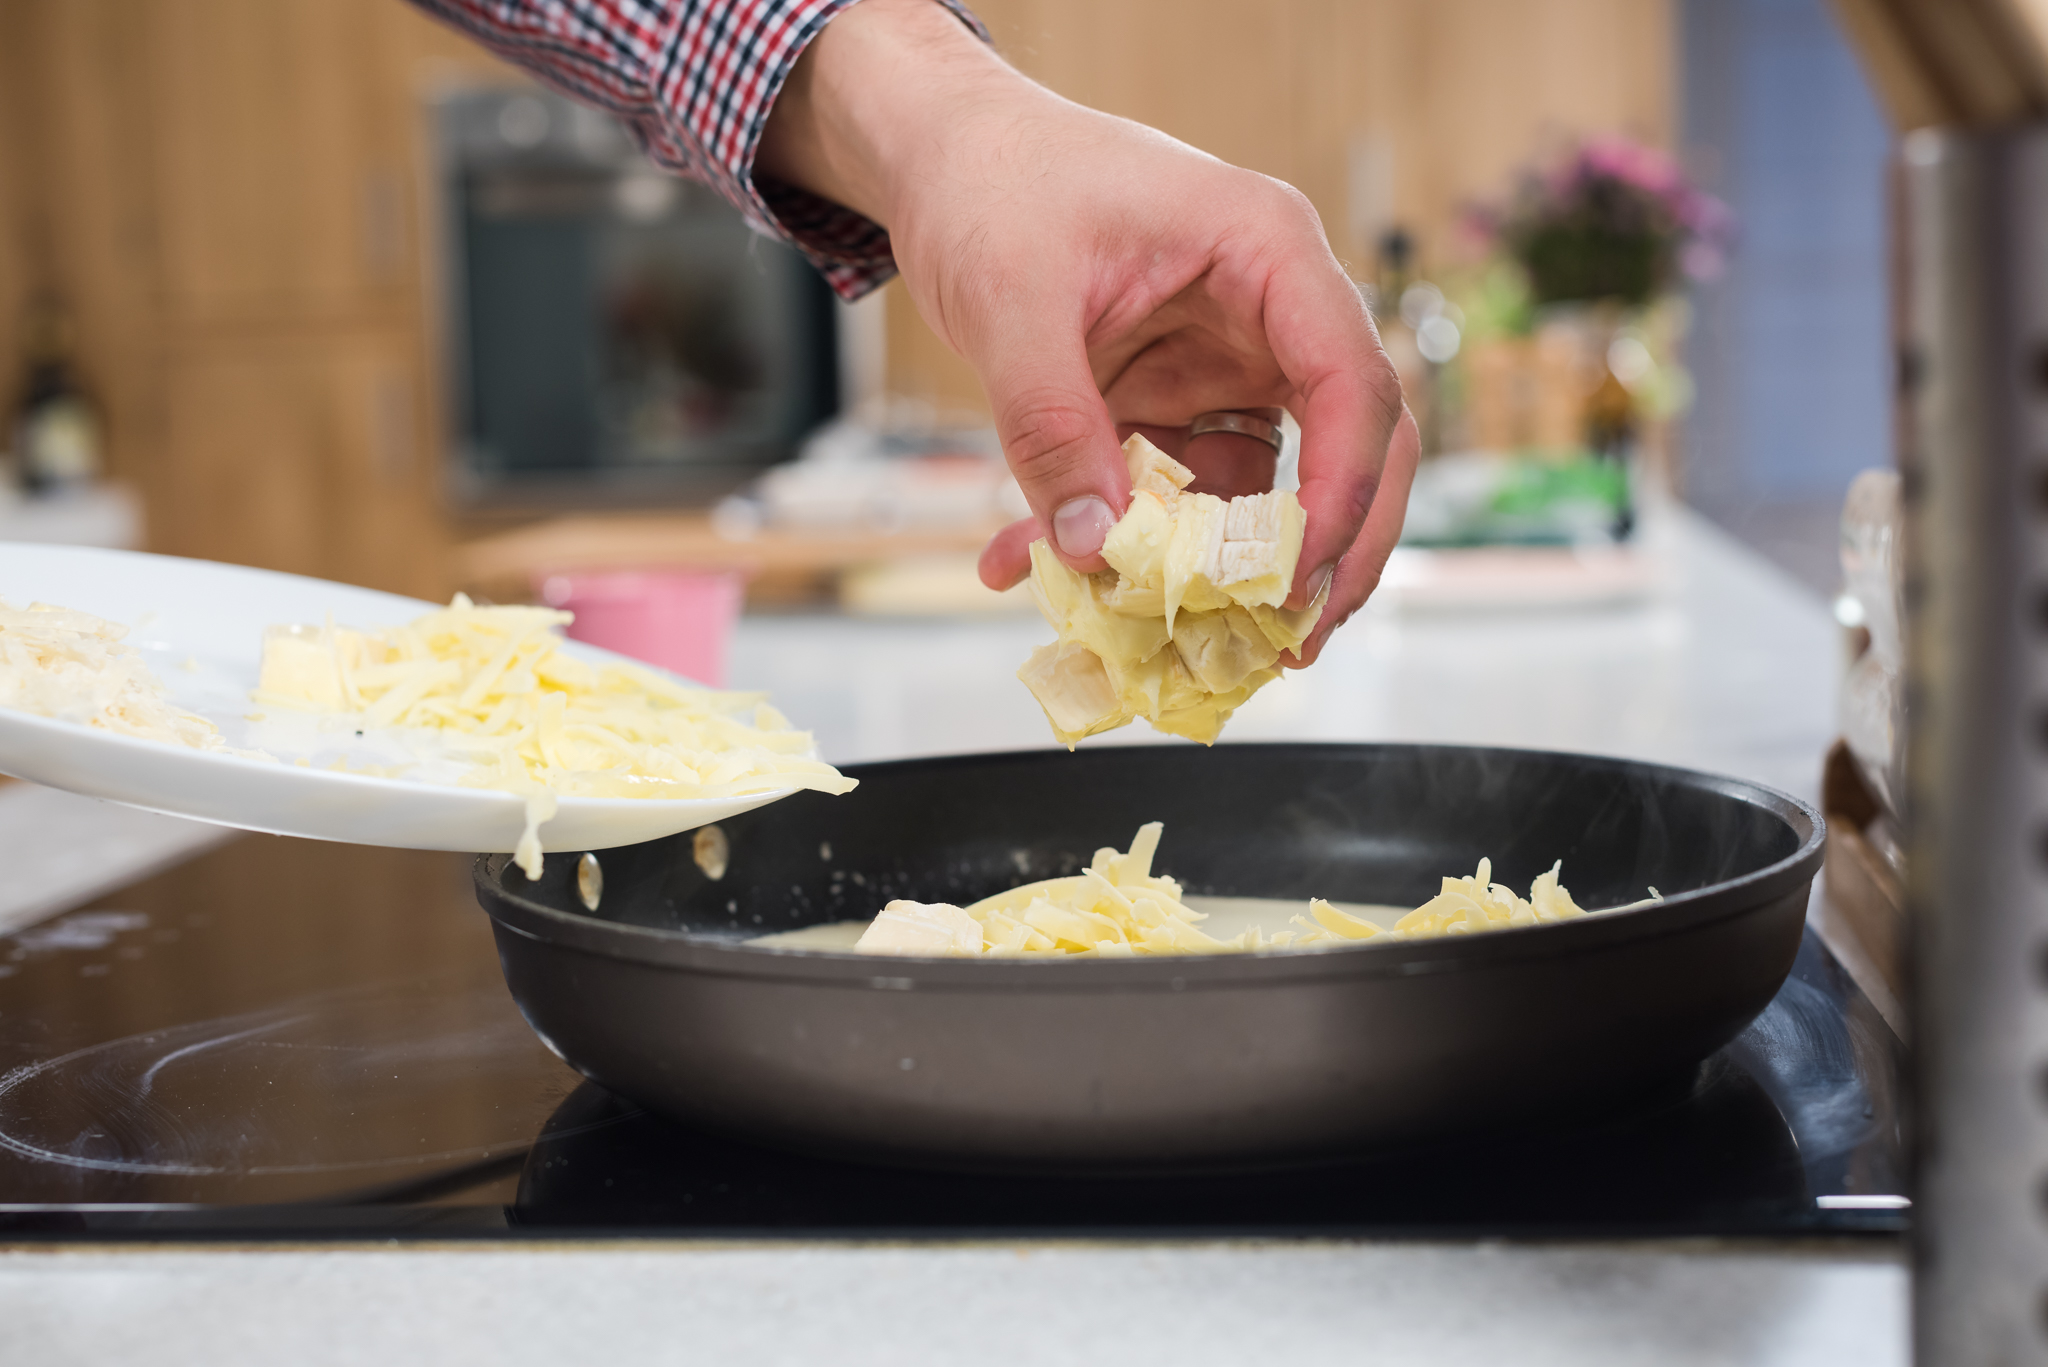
409, 0, 987, 297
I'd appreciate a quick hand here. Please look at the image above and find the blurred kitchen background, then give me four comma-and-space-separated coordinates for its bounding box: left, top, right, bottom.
0, 0, 1945, 1273
0, 0, 1888, 606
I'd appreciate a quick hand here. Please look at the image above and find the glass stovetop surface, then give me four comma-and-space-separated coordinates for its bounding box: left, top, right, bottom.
0, 835, 1905, 1241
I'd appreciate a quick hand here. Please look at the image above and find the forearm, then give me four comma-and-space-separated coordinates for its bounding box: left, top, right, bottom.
755, 0, 1034, 229
406, 0, 993, 297
412, 0, 1401, 652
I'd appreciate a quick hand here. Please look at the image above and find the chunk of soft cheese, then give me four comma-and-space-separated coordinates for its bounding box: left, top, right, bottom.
253, 596, 855, 881
845, 821, 1659, 957
1019, 436, 1323, 747
853, 900, 986, 956
0, 598, 231, 751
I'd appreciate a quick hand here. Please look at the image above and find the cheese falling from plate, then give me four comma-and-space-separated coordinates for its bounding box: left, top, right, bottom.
1017, 436, 1326, 747
254, 596, 855, 878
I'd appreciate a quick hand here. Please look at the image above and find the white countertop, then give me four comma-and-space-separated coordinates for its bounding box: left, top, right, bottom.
739, 505, 1837, 805
0, 483, 143, 551
2, 506, 1899, 1367
2, 1241, 1903, 1367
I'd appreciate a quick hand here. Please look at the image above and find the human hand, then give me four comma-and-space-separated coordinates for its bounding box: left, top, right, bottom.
757, 0, 1415, 664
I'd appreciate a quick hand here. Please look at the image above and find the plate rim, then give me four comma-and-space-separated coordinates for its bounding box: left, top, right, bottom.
0, 542, 818, 837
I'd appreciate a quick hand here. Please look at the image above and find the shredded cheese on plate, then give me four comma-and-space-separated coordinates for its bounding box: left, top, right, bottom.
252, 595, 855, 877
0, 598, 228, 752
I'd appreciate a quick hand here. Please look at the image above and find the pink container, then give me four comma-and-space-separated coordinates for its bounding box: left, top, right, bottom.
538, 570, 745, 687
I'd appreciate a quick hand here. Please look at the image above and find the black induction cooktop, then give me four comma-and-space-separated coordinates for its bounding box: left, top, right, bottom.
0, 834, 1907, 1241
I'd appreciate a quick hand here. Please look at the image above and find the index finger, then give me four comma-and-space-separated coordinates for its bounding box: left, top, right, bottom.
1261, 252, 1405, 611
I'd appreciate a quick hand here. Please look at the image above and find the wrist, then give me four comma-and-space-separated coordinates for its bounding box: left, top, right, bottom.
757, 0, 1036, 228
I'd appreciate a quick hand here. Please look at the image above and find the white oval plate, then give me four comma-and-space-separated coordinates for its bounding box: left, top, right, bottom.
0, 544, 813, 854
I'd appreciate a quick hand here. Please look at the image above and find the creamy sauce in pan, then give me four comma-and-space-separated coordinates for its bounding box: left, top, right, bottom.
750, 921, 869, 951
747, 895, 1410, 953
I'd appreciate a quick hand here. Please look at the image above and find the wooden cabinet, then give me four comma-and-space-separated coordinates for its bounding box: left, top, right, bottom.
147, 0, 423, 326
156, 330, 445, 595
0, 0, 501, 601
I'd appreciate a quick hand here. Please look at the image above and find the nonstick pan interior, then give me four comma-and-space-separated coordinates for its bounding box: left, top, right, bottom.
477, 743, 1823, 1168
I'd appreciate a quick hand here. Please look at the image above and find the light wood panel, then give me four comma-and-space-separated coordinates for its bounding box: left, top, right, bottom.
994, 0, 1311, 183
454, 509, 1007, 600
0, 15, 29, 403
148, 0, 419, 325
0, 0, 510, 600
156, 328, 445, 595
1826, 0, 2048, 130
4, 0, 164, 509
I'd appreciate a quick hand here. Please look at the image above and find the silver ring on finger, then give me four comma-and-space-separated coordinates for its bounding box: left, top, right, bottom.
1187, 410, 1284, 454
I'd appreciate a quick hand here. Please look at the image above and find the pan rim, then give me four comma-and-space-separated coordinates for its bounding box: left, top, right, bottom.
474, 742, 1825, 990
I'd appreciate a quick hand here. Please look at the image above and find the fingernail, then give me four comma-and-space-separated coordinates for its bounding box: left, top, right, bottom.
1306, 562, 1336, 608
1053, 496, 1116, 560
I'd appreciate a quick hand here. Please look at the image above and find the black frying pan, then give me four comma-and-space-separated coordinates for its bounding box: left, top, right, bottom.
474, 743, 1823, 1169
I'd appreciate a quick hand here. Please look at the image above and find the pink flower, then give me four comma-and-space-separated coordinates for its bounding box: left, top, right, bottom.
1480, 134, 1739, 301
1577, 136, 1685, 198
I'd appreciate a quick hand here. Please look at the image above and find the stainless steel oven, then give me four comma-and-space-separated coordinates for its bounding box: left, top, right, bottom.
435, 88, 842, 509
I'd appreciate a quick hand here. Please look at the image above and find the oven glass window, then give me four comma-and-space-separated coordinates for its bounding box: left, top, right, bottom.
440, 91, 838, 506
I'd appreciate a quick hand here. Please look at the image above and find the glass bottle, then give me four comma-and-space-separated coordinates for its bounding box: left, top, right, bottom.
14, 298, 102, 494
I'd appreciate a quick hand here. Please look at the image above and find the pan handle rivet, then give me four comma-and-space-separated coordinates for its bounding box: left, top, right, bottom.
576, 853, 603, 912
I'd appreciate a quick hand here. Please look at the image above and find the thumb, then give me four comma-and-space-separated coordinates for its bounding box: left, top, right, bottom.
976, 329, 1128, 578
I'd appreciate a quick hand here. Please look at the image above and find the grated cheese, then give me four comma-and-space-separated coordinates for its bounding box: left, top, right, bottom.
0, 598, 228, 752
252, 595, 856, 879
852, 821, 1660, 957
1290, 857, 1649, 943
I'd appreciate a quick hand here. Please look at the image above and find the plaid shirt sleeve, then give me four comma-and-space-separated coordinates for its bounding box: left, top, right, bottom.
407, 0, 989, 299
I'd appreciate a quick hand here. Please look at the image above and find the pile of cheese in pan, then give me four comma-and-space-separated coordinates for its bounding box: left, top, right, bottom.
0, 598, 227, 751
852, 821, 1656, 957
1017, 436, 1325, 747
253, 595, 855, 877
